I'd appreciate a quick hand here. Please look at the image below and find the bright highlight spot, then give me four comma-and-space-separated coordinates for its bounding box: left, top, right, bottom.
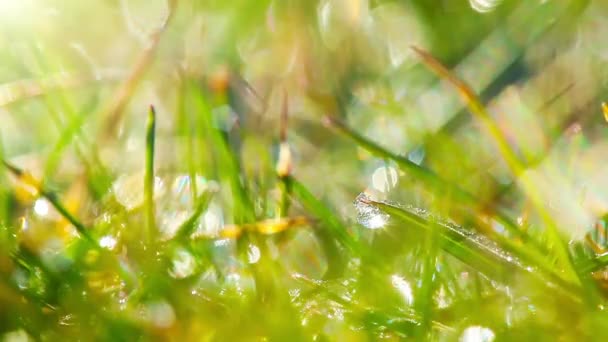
460, 326, 495, 342
33, 199, 49, 217
170, 248, 196, 279
247, 244, 261, 264
143, 300, 176, 329
371, 166, 398, 193
354, 193, 390, 229
112, 172, 165, 211
99, 235, 117, 250
391, 274, 413, 305
469, 0, 501, 13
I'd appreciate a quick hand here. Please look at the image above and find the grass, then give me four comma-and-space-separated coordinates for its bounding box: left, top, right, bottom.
1, 0, 608, 340
145, 105, 157, 243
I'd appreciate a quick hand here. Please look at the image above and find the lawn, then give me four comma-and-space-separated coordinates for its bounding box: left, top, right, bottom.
0, 0, 607, 340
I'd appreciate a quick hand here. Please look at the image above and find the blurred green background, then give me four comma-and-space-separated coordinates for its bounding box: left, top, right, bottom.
1, 0, 608, 340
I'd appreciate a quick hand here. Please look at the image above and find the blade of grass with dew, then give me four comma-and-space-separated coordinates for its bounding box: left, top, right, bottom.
0, 258, 61, 335
292, 273, 425, 337
287, 175, 403, 282
580, 252, 608, 274
8, 243, 141, 336
323, 116, 473, 203
365, 197, 582, 303
411, 46, 581, 285
567, 241, 605, 304
324, 115, 538, 246
412, 0, 589, 157
2, 160, 96, 246
144, 105, 156, 243
414, 205, 442, 338
1, 162, 138, 292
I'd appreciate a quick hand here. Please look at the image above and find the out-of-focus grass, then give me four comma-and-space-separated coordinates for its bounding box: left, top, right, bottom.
3, 0, 608, 340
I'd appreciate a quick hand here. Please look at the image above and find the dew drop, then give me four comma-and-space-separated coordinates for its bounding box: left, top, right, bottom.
3, 329, 32, 342
460, 326, 495, 342
469, 0, 501, 13
247, 244, 261, 264
169, 248, 196, 279
99, 235, 117, 250
407, 146, 425, 165
353, 193, 389, 229
142, 300, 176, 329
33, 199, 49, 217
390, 274, 413, 305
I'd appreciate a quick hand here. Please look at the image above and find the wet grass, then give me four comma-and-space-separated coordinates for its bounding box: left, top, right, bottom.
1, 0, 608, 340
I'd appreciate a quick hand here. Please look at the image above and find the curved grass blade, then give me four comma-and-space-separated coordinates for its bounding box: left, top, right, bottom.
287, 176, 360, 255
411, 46, 579, 284
173, 189, 215, 241
2, 160, 96, 246
577, 252, 608, 275
360, 195, 582, 302
324, 116, 539, 248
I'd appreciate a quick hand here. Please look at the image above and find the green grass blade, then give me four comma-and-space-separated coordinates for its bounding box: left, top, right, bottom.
174, 189, 214, 240
43, 96, 99, 179
0, 135, 9, 227
29, 42, 112, 197
325, 116, 539, 247
145, 105, 157, 243
189, 81, 255, 223
366, 197, 582, 302
2, 160, 96, 246
412, 45, 580, 286
287, 176, 359, 255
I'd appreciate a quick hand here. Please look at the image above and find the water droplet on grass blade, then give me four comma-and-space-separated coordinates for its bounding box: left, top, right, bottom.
140, 300, 176, 329
33, 198, 49, 217
169, 248, 196, 279
99, 235, 117, 250
390, 274, 413, 305
354, 193, 389, 229
3, 329, 32, 342
460, 326, 495, 342
408, 146, 425, 165
469, 0, 501, 13
247, 244, 261, 264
